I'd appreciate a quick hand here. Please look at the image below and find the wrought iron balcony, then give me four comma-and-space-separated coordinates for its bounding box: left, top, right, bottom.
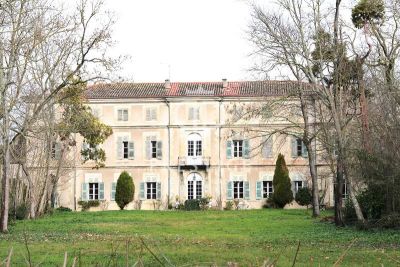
178, 156, 210, 169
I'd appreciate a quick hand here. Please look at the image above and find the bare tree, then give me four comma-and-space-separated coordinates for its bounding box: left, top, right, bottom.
0, 0, 119, 233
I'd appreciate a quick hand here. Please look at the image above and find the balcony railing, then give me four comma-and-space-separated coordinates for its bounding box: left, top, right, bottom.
178, 156, 210, 169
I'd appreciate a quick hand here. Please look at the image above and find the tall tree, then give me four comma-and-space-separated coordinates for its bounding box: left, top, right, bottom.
0, 0, 119, 233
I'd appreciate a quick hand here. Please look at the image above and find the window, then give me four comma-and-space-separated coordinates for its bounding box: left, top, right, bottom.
146, 107, 157, 121
91, 108, 100, 118
233, 181, 244, 199
294, 181, 303, 194
342, 182, 348, 199
233, 140, 243, 158
123, 141, 129, 159
292, 138, 308, 158
88, 183, 99, 200
117, 109, 128, 121
146, 182, 157, 199
188, 181, 202, 199
263, 181, 273, 198
151, 141, 157, 158
262, 137, 273, 158
188, 107, 200, 120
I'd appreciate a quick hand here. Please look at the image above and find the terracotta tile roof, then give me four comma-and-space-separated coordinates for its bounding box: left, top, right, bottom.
85, 81, 312, 99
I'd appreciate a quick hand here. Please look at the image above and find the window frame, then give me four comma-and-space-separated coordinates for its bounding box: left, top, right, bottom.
233, 181, 244, 199
88, 182, 99, 200
262, 181, 273, 198
233, 140, 243, 158
117, 109, 129, 121
123, 141, 129, 159
294, 180, 303, 194
151, 141, 157, 158
146, 182, 157, 200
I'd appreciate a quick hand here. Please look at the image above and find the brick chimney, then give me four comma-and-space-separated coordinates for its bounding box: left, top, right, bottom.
164, 79, 171, 89
222, 78, 228, 89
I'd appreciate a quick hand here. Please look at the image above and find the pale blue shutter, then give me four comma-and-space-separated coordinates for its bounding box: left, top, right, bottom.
140, 182, 145, 200
123, 109, 128, 121
117, 137, 123, 159
244, 181, 250, 200
226, 141, 232, 159
99, 183, 104, 200
117, 109, 122, 121
156, 182, 161, 199
291, 137, 297, 158
111, 182, 116, 201
302, 142, 308, 158
151, 108, 157, 120
81, 183, 88, 201
256, 181, 262, 200
54, 143, 61, 160
263, 137, 273, 158
227, 181, 233, 200
243, 140, 250, 159
156, 141, 162, 159
128, 142, 135, 159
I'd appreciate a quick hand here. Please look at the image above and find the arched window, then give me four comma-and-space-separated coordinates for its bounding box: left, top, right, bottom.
187, 133, 202, 157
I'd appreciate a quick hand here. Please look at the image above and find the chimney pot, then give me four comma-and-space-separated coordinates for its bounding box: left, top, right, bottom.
222, 78, 228, 88
164, 79, 171, 89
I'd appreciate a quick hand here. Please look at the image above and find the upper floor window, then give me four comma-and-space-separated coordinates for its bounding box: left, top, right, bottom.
116, 137, 134, 160
117, 109, 128, 121
91, 108, 100, 118
188, 107, 200, 120
51, 142, 61, 159
146, 107, 157, 121
146, 137, 162, 159
187, 133, 202, 157
262, 136, 273, 158
291, 137, 308, 158
226, 139, 250, 159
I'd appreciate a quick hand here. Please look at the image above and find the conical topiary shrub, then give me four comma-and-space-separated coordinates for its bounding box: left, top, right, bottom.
272, 153, 293, 208
115, 171, 135, 210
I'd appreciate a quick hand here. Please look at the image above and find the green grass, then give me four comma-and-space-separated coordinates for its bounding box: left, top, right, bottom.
0, 209, 399, 266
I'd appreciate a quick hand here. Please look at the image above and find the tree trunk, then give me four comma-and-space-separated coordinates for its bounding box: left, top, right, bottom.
21, 163, 36, 219
306, 142, 320, 217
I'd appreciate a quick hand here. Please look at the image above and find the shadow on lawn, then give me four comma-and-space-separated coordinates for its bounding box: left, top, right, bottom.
2, 234, 374, 267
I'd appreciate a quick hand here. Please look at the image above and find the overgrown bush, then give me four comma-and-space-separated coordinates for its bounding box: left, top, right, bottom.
224, 200, 234, 210
56, 206, 72, 212
115, 171, 135, 210
78, 200, 100, 211
272, 154, 293, 208
184, 199, 200, 210
295, 188, 312, 207
12, 203, 28, 220
199, 197, 211, 210
263, 195, 275, 208
344, 186, 386, 223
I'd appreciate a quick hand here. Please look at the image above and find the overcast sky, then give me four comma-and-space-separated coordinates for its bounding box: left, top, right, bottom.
104, 0, 267, 82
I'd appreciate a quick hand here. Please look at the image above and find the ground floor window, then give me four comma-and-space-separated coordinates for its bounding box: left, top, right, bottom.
233, 181, 244, 199
146, 182, 157, 199
89, 183, 99, 200
342, 182, 348, 199
263, 181, 273, 198
294, 181, 303, 194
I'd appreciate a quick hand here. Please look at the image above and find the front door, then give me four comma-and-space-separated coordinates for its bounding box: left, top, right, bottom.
187, 173, 203, 199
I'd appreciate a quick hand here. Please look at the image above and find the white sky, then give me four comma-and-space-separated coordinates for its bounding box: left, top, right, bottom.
104, 0, 268, 82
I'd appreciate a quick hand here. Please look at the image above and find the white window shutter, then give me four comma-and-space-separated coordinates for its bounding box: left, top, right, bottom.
123, 110, 128, 121
156, 141, 162, 159
99, 183, 104, 200
302, 142, 308, 158
291, 137, 297, 158
117, 110, 122, 121
145, 137, 151, 159
195, 107, 200, 120
146, 108, 151, 121
151, 108, 157, 120
188, 107, 194, 120
156, 182, 161, 199
128, 142, 135, 159
139, 182, 145, 200
256, 181, 262, 200
117, 137, 123, 159
54, 143, 62, 160
243, 139, 250, 159
111, 182, 116, 201
81, 183, 88, 201
227, 181, 233, 200
226, 141, 232, 159
244, 181, 250, 200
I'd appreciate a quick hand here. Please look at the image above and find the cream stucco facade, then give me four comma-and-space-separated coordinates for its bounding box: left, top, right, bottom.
57, 81, 334, 210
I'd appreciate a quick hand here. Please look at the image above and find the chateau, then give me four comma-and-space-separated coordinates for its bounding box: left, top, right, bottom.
57, 79, 334, 210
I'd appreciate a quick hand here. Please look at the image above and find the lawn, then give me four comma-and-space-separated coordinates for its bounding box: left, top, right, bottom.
0, 209, 399, 266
